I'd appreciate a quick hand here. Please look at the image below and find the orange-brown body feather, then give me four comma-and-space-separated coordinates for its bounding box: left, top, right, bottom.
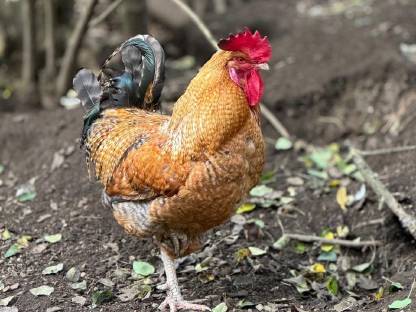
85, 51, 264, 257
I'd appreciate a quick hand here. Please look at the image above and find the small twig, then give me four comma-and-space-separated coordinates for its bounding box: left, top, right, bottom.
284, 233, 381, 248
169, 0, 290, 138
261, 105, 290, 138
276, 214, 286, 234
90, 0, 126, 27
351, 147, 416, 239
353, 217, 386, 230
359, 145, 416, 156
56, 0, 99, 99
408, 278, 415, 299
170, 0, 217, 49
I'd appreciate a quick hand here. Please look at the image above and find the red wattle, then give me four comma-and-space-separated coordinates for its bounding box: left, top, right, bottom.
229, 68, 264, 106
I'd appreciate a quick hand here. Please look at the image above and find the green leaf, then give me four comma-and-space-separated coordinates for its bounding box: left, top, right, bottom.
326, 276, 339, 296
388, 298, 412, 310
318, 251, 337, 262
283, 275, 310, 294
250, 185, 273, 197
132, 261, 155, 277
307, 169, 328, 180
4, 244, 22, 258
0, 164, 4, 174
70, 280, 87, 291
66, 267, 80, 282
2, 229, 12, 241
235, 248, 250, 262
92, 290, 113, 305
42, 263, 64, 275
346, 272, 357, 289
341, 164, 357, 175
260, 171, 276, 184
248, 246, 267, 256
236, 203, 256, 214
309, 148, 334, 169
273, 235, 290, 250
237, 299, 255, 308
16, 235, 32, 247
352, 262, 371, 273
280, 196, 294, 205
389, 282, 404, 292
275, 137, 293, 150
17, 191, 37, 202
30, 285, 54, 296
212, 302, 228, 312
248, 218, 265, 228
44, 233, 62, 244
195, 263, 208, 273
294, 242, 307, 254
0, 295, 14, 306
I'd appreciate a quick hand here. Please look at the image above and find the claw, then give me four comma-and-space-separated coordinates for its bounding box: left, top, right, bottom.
158, 296, 211, 312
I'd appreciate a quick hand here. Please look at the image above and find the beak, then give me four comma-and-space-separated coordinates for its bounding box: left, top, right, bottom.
257, 63, 270, 71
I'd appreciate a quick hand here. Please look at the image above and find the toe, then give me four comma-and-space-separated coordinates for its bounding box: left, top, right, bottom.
157, 283, 169, 291
177, 301, 211, 311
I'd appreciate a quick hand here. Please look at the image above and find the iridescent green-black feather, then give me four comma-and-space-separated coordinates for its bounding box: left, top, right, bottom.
73, 34, 166, 146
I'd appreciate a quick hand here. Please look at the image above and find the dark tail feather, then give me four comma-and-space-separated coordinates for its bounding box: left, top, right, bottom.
99, 34, 166, 111
73, 69, 102, 145
73, 68, 102, 112
74, 34, 165, 145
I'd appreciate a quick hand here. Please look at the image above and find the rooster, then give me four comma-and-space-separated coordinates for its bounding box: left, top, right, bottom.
74, 29, 271, 311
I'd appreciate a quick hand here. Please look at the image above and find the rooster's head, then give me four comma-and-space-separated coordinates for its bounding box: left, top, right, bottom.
218, 28, 272, 106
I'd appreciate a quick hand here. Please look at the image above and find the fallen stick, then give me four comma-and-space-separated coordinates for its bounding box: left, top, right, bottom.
284, 233, 381, 248
351, 148, 416, 239
360, 145, 416, 156
169, 0, 290, 138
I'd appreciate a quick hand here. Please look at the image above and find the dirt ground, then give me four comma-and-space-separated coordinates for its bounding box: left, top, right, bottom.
1, 0, 416, 311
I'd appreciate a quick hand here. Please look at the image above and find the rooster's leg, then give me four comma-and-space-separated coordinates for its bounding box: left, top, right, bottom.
158, 247, 211, 312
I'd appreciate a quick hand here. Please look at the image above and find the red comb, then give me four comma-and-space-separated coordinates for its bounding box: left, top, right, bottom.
218, 28, 272, 63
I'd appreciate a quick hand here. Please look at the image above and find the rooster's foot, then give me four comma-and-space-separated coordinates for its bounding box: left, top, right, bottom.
158, 295, 210, 312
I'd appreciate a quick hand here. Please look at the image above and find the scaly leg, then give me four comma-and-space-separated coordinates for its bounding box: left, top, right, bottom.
158, 247, 211, 312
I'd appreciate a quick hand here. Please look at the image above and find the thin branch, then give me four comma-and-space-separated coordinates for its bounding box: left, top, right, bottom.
43, 0, 55, 77
351, 147, 416, 239
262, 105, 290, 138
284, 233, 381, 248
56, 0, 99, 99
352, 217, 386, 230
408, 278, 415, 299
170, 0, 217, 49
21, 0, 39, 105
90, 0, 125, 28
169, 0, 290, 138
360, 145, 416, 156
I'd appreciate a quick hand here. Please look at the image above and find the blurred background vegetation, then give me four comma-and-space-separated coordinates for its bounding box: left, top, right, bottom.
0, 0, 242, 111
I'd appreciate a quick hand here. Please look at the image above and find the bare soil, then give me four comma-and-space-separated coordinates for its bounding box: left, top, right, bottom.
1, 1, 416, 311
